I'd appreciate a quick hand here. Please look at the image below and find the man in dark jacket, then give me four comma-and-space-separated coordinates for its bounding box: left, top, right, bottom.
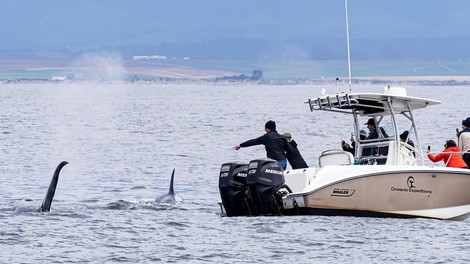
282, 132, 308, 169
235, 120, 292, 170
365, 118, 379, 139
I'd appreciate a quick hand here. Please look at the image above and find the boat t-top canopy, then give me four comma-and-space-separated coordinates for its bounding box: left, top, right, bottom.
306, 86, 441, 166
306, 86, 441, 116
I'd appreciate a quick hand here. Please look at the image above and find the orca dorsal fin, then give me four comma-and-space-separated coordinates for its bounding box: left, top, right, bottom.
168, 168, 175, 195
40, 161, 68, 212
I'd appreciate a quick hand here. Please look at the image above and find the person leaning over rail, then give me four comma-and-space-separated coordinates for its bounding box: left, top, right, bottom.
282, 131, 308, 169
457, 117, 470, 167
235, 120, 293, 170
427, 140, 468, 168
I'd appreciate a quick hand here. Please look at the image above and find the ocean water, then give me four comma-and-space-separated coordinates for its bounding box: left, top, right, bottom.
0, 82, 468, 263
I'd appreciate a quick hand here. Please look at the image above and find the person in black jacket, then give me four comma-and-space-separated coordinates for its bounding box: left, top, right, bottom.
235, 120, 292, 170
282, 132, 308, 169
365, 118, 379, 139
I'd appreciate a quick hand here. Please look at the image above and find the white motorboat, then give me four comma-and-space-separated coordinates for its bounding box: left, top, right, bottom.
219, 1, 470, 220
218, 86, 470, 220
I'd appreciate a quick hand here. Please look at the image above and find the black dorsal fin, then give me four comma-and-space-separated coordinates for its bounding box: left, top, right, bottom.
168, 168, 175, 194
40, 161, 68, 212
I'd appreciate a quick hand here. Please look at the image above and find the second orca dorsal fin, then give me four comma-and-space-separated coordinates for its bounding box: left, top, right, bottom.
154, 168, 180, 204
40, 161, 68, 212
168, 168, 175, 195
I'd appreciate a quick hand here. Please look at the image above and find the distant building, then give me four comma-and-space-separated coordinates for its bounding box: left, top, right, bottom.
132, 55, 167, 60
51, 76, 67, 81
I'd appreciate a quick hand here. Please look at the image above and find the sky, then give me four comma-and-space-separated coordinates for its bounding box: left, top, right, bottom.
1, 0, 470, 60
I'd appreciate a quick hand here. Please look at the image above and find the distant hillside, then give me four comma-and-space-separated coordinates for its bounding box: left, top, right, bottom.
0, 56, 469, 85
113, 36, 470, 61
3, 35, 470, 62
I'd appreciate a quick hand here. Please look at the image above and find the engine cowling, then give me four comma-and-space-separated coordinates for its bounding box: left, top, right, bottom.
218, 162, 250, 216
245, 158, 285, 216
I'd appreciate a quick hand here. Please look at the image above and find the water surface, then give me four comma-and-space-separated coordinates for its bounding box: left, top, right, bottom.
0, 82, 468, 263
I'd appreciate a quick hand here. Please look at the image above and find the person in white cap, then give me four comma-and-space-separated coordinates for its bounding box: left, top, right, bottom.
282, 132, 308, 169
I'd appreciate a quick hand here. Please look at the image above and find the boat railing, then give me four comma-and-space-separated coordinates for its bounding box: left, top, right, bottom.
398, 141, 422, 165
359, 137, 393, 144
427, 151, 467, 155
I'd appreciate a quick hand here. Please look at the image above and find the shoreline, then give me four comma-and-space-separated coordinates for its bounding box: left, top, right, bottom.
1, 75, 469, 86
1, 58, 469, 86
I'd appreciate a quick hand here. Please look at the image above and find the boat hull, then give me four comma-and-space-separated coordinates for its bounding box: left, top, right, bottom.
282, 168, 470, 220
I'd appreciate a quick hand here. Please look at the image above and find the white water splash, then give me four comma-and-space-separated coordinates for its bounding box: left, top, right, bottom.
71, 51, 127, 81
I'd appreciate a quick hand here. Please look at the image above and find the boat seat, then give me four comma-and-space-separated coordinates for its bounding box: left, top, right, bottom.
377, 145, 389, 155
373, 145, 389, 165
318, 149, 354, 167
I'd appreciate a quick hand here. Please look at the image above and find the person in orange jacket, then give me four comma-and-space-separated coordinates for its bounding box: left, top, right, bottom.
427, 140, 468, 168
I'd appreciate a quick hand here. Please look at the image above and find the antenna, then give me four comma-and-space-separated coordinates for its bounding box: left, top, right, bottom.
345, 0, 352, 93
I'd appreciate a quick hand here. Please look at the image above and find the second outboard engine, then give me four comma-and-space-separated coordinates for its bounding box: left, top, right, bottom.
246, 158, 286, 216
218, 162, 250, 216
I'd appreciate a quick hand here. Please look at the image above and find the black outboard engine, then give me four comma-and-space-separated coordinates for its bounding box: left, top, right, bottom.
218, 162, 250, 216
246, 158, 286, 216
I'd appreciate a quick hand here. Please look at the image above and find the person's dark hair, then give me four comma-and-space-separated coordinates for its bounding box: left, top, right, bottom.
265, 120, 276, 131
400, 131, 409, 141
446, 140, 457, 148
462, 117, 470, 128
365, 118, 376, 127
